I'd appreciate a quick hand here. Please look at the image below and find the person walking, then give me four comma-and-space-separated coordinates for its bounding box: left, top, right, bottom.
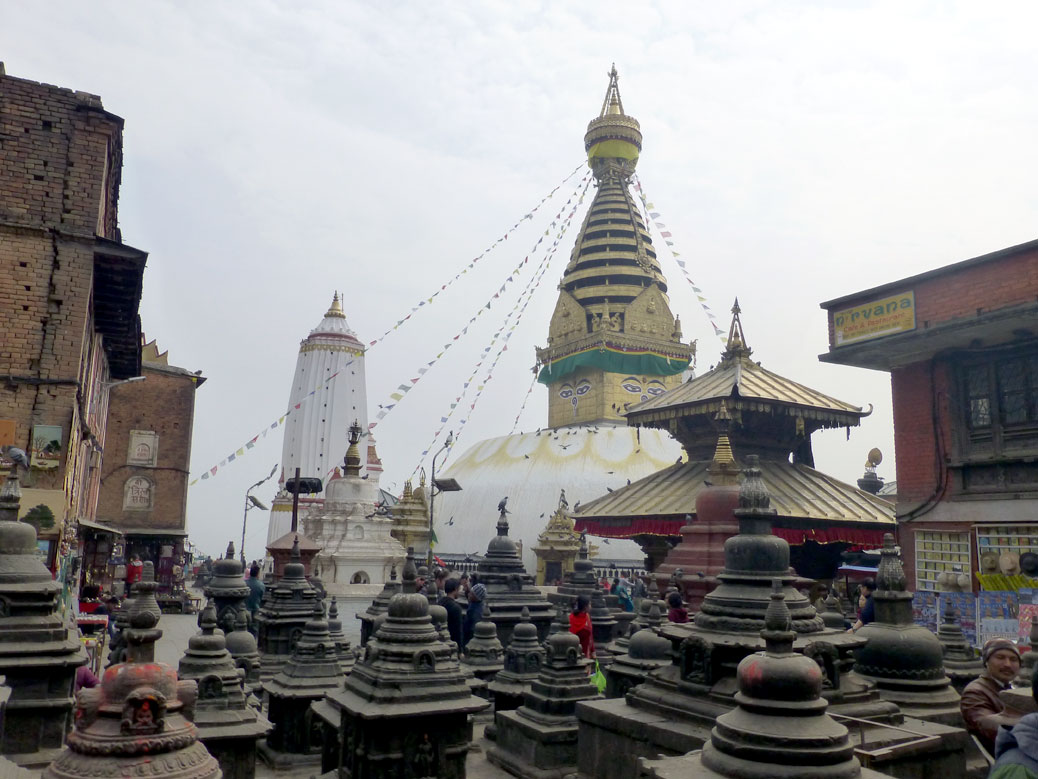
125, 554, 143, 597
246, 564, 264, 634
569, 594, 595, 659
438, 578, 464, 646
464, 576, 486, 647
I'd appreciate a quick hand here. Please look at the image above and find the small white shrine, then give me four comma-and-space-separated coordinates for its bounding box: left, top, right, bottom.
302, 421, 405, 592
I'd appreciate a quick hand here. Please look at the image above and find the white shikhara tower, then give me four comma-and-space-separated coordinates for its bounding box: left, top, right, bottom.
266, 293, 370, 545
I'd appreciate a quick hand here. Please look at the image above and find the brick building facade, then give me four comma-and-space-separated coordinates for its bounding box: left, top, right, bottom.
820, 238, 1038, 592
0, 65, 144, 571
91, 341, 204, 596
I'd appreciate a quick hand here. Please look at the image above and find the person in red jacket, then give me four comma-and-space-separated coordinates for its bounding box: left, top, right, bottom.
568, 594, 595, 659
125, 554, 143, 597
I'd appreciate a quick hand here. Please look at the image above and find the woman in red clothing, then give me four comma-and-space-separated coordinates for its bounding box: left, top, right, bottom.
568, 594, 595, 659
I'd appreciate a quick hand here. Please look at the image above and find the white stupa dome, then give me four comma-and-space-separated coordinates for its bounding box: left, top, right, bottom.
434, 422, 682, 570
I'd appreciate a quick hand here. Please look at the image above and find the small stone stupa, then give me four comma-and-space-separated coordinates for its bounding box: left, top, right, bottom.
487, 607, 547, 719
854, 533, 961, 724
475, 504, 556, 646
313, 583, 488, 778
43, 563, 220, 779
225, 609, 262, 706
106, 597, 132, 667
204, 541, 250, 633
260, 600, 344, 769
0, 468, 87, 767
256, 534, 321, 680
462, 604, 505, 693
940, 609, 984, 692
638, 585, 889, 778
177, 601, 271, 779
357, 562, 402, 646
326, 598, 356, 677
605, 605, 671, 698
488, 631, 601, 777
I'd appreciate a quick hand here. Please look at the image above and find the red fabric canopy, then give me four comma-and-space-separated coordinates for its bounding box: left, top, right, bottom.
575, 517, 888, 547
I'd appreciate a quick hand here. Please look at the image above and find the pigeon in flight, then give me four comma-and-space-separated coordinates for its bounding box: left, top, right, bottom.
447, 516, 454, 526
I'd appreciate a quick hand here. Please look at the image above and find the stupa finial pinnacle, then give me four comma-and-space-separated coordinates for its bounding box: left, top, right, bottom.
325, 291, 346, 319
600, 63, 624, 117
722, 297, 752, 362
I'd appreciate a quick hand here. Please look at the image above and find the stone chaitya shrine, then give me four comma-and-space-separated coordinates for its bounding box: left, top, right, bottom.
636, 585, 892, 779
313, 570, 487, 778
854, 533, 962, 724
0, 468, 86, 768
488, 630, 601, 777
204, 541, 251, 633
176, 601, 271, 779
256, 534, 321, 680
260, 600, 344, 769
576, 455, 972, 779
474, 504, 556, 646
43, 563, 220, 779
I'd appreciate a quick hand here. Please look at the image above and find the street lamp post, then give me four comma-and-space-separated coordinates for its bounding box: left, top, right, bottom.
428, 431, 462, 568
241, 464, 278, 564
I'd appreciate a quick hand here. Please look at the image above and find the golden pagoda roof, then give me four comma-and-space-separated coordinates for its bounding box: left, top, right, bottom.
626, 300, 863, 427
573, 458, 894, 527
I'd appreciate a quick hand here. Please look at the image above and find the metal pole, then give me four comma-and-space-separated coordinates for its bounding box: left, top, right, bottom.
241, 494, 249, 565
291, 467, 301, 533
428, 458, 436, 569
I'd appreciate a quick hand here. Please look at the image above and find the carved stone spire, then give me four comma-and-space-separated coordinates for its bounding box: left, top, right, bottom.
853, 533, 961, 721
696, 585, 864, 778
44, 564, 220, 779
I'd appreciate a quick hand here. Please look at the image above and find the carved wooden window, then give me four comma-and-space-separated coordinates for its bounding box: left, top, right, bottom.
915, 530, 970, 592
958, 346, 1038, 462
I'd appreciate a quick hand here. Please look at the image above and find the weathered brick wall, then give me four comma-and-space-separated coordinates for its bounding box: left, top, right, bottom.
97, 365, 200, 531
0, 71, 123, 526
891, 360, 955, 504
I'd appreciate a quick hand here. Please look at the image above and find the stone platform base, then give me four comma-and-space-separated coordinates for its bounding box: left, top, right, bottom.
636, 751, 892, 778
487, 709, 580, 779
257, 742, 322, 771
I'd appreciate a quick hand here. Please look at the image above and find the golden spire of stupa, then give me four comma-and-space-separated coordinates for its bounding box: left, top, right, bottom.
325, 291, 346, 319
722, 298, 752, 362
708, 400, 740, 486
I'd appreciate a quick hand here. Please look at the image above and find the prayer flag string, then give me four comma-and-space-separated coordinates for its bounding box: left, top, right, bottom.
408, 177, 591, 479
631, 174, 727, 344
368, 173, 591, 430
366, 162, 586, 348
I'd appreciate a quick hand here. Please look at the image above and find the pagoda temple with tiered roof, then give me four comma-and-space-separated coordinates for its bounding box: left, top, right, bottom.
574, 301, 896, 576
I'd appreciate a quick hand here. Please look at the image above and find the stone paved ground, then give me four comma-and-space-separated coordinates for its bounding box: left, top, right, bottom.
155, 612, 510, 779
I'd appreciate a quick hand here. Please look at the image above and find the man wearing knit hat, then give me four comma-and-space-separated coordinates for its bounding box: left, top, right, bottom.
961, 637, 1022, 756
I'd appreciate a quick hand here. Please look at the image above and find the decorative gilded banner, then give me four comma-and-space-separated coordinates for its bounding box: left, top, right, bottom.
832, 291, 915, 347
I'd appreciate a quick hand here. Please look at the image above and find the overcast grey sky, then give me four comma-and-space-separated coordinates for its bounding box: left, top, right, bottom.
5, 1, 1038, 562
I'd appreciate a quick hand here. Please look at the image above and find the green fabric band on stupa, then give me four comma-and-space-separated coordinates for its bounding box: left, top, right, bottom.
537, 348, 689, 385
